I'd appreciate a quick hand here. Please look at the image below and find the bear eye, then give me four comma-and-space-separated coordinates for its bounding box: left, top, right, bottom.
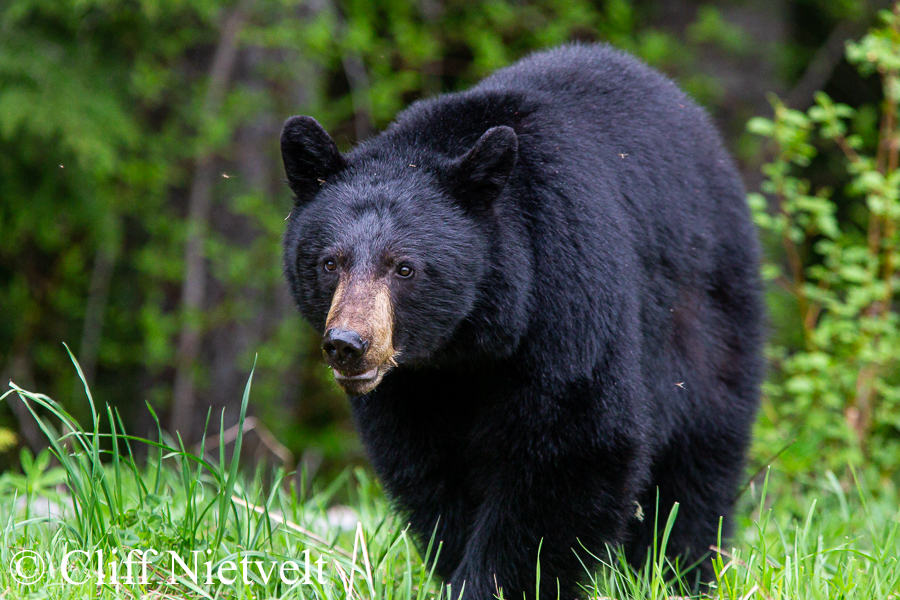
397, 264, 414, 278
323, 259, 337, 272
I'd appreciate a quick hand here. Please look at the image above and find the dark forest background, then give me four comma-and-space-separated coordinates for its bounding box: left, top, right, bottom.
1, 0, 896, 483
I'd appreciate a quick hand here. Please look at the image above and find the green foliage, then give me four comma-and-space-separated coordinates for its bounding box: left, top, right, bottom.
1, 367, 440, 599
0, 0, 352, 462
0, 448, 66, 502
749, 7, 900, 478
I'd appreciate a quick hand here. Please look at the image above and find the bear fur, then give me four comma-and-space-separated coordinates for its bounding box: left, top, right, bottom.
281, 43, 763, 599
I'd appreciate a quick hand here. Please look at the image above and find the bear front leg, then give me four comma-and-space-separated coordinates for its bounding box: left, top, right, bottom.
447, 422, 649, 600
351, 378, 479, 579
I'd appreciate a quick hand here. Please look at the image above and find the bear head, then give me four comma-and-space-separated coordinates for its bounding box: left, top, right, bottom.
281, 116, 519, 395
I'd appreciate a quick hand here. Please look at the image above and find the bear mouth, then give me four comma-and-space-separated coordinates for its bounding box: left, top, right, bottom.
333, 367, 378, 382
332, 366, 386, 395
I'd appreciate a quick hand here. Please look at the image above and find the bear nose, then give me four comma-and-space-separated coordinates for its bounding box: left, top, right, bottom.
322, 328, 368, 366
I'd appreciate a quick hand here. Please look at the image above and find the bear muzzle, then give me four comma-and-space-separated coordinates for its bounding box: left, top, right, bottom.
323, 275, 396, 395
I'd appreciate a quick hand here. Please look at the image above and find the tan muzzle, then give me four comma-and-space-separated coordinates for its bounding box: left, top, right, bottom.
322, 274, 396, 394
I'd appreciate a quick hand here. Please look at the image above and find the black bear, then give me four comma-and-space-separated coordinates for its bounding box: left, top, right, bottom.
281, 44, 763, 599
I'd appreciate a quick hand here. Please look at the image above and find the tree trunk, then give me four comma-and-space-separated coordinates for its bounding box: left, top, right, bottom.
170, 0, 257, 443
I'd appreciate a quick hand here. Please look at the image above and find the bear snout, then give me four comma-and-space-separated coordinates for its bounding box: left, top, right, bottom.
323, 274, 397, 394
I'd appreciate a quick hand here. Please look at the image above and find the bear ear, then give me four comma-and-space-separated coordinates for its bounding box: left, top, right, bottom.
281, 116, 347, 203
449, 126, 518, 210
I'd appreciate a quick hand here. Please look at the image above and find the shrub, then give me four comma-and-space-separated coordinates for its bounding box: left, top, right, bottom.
749, 6, 900, 479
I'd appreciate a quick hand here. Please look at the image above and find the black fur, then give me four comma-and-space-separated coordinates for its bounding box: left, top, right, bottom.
282, 44, 763, 599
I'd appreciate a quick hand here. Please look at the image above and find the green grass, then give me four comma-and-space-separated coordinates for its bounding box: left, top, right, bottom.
1, 355, 899, 599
